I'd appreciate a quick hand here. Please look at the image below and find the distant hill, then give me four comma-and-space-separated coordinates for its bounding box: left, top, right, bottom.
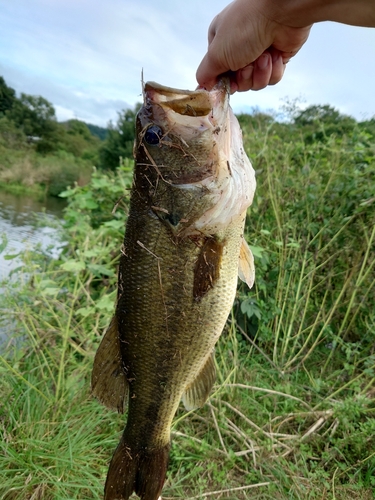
85, 123, 108, 141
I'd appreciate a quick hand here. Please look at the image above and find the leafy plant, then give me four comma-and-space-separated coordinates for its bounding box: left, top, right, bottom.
1, 104, 375, 499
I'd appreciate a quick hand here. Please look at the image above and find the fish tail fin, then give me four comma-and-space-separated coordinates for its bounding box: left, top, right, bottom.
104, 436, 170, 500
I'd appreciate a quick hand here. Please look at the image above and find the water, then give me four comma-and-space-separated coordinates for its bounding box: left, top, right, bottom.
0, 190, 66, 280
0, 189, 66, 346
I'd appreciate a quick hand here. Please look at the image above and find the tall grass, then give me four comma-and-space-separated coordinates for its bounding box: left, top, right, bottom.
242, 130, 375, 373
1, 123, 374, 500
0, 149, 92, 197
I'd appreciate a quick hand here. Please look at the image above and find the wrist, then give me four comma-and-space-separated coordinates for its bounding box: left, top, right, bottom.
265, 0, 375, 28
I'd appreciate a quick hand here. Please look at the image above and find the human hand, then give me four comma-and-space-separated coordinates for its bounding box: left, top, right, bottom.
196, 0, 312, 92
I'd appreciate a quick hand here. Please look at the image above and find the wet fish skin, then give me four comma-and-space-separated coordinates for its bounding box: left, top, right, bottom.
92, 79, 256, 500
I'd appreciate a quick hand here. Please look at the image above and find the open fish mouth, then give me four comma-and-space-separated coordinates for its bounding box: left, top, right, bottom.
143, 79, 230, 117
138, 79, 231, 156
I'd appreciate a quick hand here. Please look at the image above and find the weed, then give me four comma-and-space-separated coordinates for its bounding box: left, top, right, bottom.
1, 115, 374, 499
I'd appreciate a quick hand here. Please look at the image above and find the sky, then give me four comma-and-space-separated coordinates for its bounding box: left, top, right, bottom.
1, 0, 375, 127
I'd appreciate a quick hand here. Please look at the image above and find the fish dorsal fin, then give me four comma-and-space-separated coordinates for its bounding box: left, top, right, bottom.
182, 353, 216, 411
238, 238, 255, 289
91, 316, 128, 413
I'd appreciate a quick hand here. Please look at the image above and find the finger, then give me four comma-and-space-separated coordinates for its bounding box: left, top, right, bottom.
197, 11, 228, 87
269, 49, 286, 85
228, 50, 285, 93
235, 64, 254, 92
196, 53, 220, 90
251, 52, 272, 91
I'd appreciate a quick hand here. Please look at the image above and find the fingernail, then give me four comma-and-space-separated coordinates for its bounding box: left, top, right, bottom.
257, 53, 270, 70
230, 81, 239, 94
240, 64, 254, 80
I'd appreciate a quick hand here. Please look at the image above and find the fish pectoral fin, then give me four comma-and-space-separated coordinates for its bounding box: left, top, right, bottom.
91, 316, 128, 413
238, 238, 255, 289
182, 353, 216, 411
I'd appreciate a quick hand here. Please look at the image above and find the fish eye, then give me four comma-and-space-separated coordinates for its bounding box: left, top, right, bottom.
144, 125, 163, 145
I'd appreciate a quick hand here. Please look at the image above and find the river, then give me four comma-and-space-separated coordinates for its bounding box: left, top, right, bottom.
0, 189, 66, 345
0, 189, 66, 281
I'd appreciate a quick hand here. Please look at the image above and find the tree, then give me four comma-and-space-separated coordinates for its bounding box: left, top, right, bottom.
58, 119, 100, 159
293, 104, 357, 143
8, 93, 57, 137
86, 123, 108, 141
99, 104, 141, 170
359, 117, 375, 140
237, 111, 275, 130
5, 93, 60, 153
0, 76, 16, 114
65, 119, 93, 141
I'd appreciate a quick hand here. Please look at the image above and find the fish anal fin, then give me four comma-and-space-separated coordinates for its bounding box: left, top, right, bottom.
182, 352, 216, 411
193, 237, 224, 300
104, 435, 170, 500
91, 316, 128, 413
238, 238, 255, 289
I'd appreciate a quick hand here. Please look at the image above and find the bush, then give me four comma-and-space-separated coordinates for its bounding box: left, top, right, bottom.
1, 110, 374, 499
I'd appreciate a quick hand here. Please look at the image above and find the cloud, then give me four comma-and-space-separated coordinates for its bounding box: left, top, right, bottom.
229, 22, 375, 121
1, 0, 375, 125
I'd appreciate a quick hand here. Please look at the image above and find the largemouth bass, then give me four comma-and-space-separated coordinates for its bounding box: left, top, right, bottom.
91, 79, 256, 500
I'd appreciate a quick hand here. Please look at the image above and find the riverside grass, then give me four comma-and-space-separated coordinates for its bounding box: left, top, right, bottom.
1, 117, 375, 499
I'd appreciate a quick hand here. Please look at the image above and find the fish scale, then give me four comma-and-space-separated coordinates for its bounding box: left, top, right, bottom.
91, 79, 256, 500
119, 214, 238, 424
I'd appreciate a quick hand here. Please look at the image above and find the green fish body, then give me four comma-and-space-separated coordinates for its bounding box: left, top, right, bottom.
92, 80, 256, 500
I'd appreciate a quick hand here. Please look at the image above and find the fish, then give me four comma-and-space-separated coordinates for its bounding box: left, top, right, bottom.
91, 78, 256, 500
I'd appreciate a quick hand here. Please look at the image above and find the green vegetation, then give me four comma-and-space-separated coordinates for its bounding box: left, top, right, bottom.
1, 92, 375, 499
0, 76, 138, 197
86, 123, 109, 142
98, 106, 140, 171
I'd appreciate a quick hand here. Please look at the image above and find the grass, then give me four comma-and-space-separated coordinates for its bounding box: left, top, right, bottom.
0, 148, 92, 198
0, 261, 122, 499
1, 123, 375, 499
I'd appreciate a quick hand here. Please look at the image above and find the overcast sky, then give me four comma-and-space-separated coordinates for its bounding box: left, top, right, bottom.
1, 0, 375, 127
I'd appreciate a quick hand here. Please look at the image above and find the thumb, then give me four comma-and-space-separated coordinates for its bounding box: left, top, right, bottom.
196, 48, 228, 90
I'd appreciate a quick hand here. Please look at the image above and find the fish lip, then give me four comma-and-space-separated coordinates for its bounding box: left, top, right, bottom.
143, 78, 230, 97
142, 79, 229, 122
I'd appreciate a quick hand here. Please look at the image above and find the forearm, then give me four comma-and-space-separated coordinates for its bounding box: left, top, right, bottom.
196, 0, 375, 91
269, 0, 375, 28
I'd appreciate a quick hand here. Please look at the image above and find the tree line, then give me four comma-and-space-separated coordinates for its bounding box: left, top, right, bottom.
0, 76, 140, 170
1, 75, 374, 174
